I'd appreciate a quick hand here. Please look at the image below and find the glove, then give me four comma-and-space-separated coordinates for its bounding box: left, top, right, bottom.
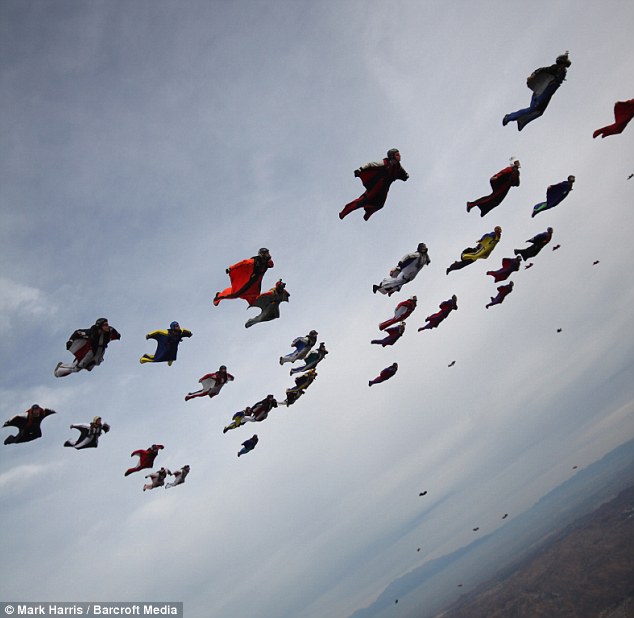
354, 169, 361, 178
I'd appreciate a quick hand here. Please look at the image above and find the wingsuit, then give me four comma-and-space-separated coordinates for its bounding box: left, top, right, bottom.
140, 322, 192, 365
532, 176, 575, 217
447, 227, 502, 274
143, 467, 169, 491
280, 330, 318, 365
379, 296, 417, 331
369, 363, 398, 387
503, 52, 571, 130
64, 416, 110, 449
486, 282, 515, 308
418, 296, 458, 331
487, 256, 522, 282
125, 444, 164, 477
339, 149, 409, 221
238, 435, 259, 457
3, 405, 56, 445
165, 465, 190, 488
213, 248, 273, 306
283, 369, 317, 406
514, 228, 553, 260
54, 318, 121, 378
290, 342, 328, 375
245, 280, 290, 328
593, 99, 634, 138
371, 323, 406, 347
223, 396, 279, 433
373, 243, 430, 296
185, 365, 234, 401
467, 162, 520, 217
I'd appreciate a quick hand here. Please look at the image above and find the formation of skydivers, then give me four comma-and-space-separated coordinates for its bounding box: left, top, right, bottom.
3, 51, 632, 504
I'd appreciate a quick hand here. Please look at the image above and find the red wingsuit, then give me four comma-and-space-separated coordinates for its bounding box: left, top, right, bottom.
340, 155, 409, 221
487, 257, 522, 282
379, 297, 417, 331
419, 296, 458, 331
214, 251, 274, 306
369, 363, 398, 387
467, 163, 521, 217
593, 99, 634, 139
125, 444, 164, 476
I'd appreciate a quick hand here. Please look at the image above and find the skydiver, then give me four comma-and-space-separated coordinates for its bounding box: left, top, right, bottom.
531, 176, 575, 217
446, 227, 502, 274
514, 228, 553, 260
54, 318, 121, 378
185, 365, 234, 401
371, 322, 406, 347
379, 296, 417, 331
373, 243, 430, 296
245, 280, 290, 328
165, 465, 190, 489
283, 369, 317, 406
64, 416, 110, 449
280, 330, 318, 365
593, 260, 600, 265
552, 244, 561, 251
214, 248, 274, 306
486, 281, 514, 308
593, 99, 634, 138
503, 52, 571, 130
140, 321, 192, 365
223, 408, 251, 434
3, 405, 56, 445
125, 444, 164, 477
466, 161, 520, 217
143, 467, 170, 491
448, 361, 456, 367
290, 342, 328, 375
486, 256, 522, 282
524, 262, 534, 269
369, 362, 398, 387
339, 149, 409, 221
238, 434, 259, 457
418, 295, 458, 331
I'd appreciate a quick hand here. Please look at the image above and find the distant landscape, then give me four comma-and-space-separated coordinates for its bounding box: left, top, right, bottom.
348, 437, 634, 618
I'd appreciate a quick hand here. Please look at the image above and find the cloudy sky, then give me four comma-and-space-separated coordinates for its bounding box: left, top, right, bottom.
1, 1, 633, 616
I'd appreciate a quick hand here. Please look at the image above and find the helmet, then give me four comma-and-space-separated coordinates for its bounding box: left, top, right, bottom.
387, 148, 400, 159
170, 321, 180, 330
556, 52, 571, 67
219, 365, 227, 371
95, 318, 108, 326
417, 242, 428, 253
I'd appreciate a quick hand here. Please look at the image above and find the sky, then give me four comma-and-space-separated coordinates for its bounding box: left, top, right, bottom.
1, 1, 633, 616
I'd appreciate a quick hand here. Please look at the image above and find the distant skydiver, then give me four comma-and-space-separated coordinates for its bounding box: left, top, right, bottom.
245, 280, 290, 328
140, 322, 192, 365
213, 248, 273, 306
593, 99, 634, 138
514, 228, 553, 260
373, 243, 430, 296
280, 330, 318, 365
54, 318, 121, 378
143, 467, 169, 491
486, 282, 515, 308
124, 444, 164, 477
283, 369, 317, 406
185, 365, 234, 401
486, 256, 522, 282
290, 342, 328, 375
3, 405, 56, 445
64, 416, 110, 449
446, 227, 502, 274
379, 296, 417, 331
503, 52, 571, 130
369, 362, 398, 387
552, 244, 561, 251
531, 176, 575, 217
466, 161, 520, 217
238, 435, 259, 457
339, 149, 409, 221
165, 465, 190, 489
418, 295, 458, 331
371, 322, 406, 347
